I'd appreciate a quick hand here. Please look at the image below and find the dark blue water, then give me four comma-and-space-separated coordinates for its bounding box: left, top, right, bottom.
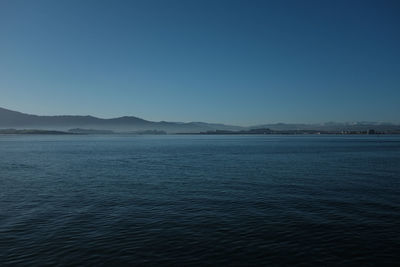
1, 135, 399, 266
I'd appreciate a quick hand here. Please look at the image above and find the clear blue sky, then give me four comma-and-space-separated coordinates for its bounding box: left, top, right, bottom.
1, 0, 399, 125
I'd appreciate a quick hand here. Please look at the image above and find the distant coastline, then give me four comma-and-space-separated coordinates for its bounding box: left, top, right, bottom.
1, 128, 399, 135
1, 107, 400, 134
0, 128, 168, 135
178, 128, 399, 135
0, 129, 73, 135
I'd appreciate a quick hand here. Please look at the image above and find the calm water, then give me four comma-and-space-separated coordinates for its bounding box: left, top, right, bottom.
1, 135, 399, 266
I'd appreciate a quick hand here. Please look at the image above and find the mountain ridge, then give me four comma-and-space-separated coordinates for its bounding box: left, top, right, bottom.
0, 107, 241, 133
1, 107, 399, 133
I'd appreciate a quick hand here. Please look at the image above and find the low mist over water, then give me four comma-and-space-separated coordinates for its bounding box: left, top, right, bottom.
1, 135, 399, 265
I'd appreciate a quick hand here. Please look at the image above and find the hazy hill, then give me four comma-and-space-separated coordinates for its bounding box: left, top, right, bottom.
1, 107, 399, 134
0, 107, 241, 133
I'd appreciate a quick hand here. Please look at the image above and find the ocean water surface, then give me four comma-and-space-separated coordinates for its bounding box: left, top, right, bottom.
1, 135, 399, 265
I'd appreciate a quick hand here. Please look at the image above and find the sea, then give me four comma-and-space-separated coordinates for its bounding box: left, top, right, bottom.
1, 135, 399, 266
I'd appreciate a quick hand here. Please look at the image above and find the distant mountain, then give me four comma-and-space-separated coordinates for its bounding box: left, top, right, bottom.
1, 107, 399, 134
0, 107, 242, 133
